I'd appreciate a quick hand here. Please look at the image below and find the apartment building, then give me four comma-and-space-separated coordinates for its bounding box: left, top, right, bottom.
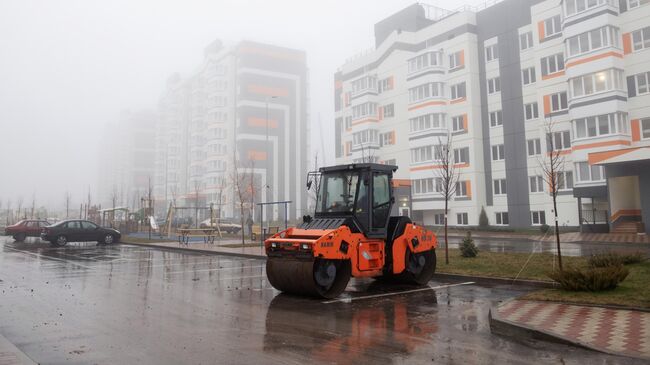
99, 109, 156, 208
334, 0, 650, 232
154, 40, 309, 221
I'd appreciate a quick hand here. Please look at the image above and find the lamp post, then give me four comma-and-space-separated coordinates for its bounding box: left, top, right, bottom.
264, 95, 277, 215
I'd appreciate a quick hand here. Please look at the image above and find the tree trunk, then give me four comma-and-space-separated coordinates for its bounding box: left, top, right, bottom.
444, 198, 449, 265
240, 204, 245, 245
553, 194, 562, 270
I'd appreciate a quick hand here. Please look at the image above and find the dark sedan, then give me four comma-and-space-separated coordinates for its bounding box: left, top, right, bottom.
41, 220, 121, 246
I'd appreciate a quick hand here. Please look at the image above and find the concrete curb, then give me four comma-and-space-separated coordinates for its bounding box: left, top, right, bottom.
0, 334, 38, 365
119, 241, 266, 260
489, 299, 648, 361
119, 241, 556, 288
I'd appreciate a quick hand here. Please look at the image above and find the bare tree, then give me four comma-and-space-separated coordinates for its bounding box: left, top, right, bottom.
110, 185, 119, 227
16, 197, 23, 220
433, 133, 460, 265
232, 163, 252, 245
6, 199, 12, 225
538, 118, 565, 270
307, 152, 322, 212
193, 180, 201, 228
30, 193, 36, 219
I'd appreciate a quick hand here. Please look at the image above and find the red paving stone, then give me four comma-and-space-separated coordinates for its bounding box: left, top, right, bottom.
496, 300, 650, 360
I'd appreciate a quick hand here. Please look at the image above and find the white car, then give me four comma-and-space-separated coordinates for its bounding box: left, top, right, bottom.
199, 219, 242, 234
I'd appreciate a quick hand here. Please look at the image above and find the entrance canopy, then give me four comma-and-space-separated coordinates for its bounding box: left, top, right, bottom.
589, 147, 650, 166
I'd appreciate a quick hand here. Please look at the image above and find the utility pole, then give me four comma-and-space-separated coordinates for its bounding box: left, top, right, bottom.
265, 95, 277, 223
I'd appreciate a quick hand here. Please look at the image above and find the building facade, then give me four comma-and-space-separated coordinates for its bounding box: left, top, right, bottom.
99, 109, 157, 208
334, 0, 650, 231
154, 40, 310, 221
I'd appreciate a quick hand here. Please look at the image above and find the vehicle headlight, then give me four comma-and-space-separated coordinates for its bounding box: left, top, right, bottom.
300, 243, 310, 250
271, 242, 277, 248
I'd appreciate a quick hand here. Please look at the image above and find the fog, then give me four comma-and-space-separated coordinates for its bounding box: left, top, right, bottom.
0, 0, 481, 211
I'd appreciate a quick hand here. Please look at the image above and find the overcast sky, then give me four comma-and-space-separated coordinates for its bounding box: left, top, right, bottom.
0, 0, 483, 210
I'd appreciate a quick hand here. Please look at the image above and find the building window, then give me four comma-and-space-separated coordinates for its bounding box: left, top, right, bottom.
495, 212, 509, 225
409, 113, 446, 132
456, 213, 468, 225
413, 177, 442, 194
567, 26, 620, 58
450, 82, 466, 100
529, 176, 544, 193
382, 159, 397, 166
489, 110, 503, 127
634, 72, 650, 95
408, 82, 444, 103
352, 129, 379, 147
345, 116, 352, 129
408, 51, 444, 74
527, 138, 542, 156
550, 92, 568, 112
547, 131, 571, 151
351, 75, 377, 95
573, 112, 629, 139
379, 132, 394, 147
544, 15, 562, 38
352, 102, 378, 120
487, 77, 501, 94
378, 77, 392, 93
522, 67, 537, 85
557, 171, 574, 190
491, 144, 505, 161
411, 146, 433, 163
494, 179, 507, 195
520, 31, 534, 51
632, 28, 650, 52
449, 50, 463, 70
454, 147, 469, 164
531, 211, 546, 225
383, 103, 395, 118
628, 0, 641, 8
643, 118, 650, 139
540, 53, 565, 77
434, 213, 445, 225
455, 181, 468, 197
524, 102, 539, 121
565, 0, 612, 16
485, 44, 499, 62
452, 115, 465, 132
571, 69, 624, 98
576, 161, 606, 182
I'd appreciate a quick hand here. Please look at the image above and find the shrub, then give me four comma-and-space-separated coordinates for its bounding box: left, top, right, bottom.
589, 252, 647, 268
478, 207, 489, 228
540, 224, 550, 233
548, 265, 629, 291
459, 231, 478, 258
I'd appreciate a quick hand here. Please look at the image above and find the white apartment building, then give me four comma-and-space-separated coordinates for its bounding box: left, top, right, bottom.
334, 0, 650, 232
155, 40, 310, 221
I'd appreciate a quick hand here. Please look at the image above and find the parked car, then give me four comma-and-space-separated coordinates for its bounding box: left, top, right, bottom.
41, 219, 121, 246
199, 218, 242, 233
4, 219, 51, 242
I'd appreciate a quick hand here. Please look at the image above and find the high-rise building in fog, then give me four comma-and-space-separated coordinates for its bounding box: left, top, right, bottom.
99, 109, 156, 208
154, 40, 310, 221
334, 0, 650, 232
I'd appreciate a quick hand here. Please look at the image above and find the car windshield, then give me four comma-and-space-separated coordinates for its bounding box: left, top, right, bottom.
316, 171, 359, 214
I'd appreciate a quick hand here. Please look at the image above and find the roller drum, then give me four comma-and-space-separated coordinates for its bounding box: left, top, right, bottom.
266, 257, 351, 299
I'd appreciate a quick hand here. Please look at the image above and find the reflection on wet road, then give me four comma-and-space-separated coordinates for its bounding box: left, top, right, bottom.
0, 237, 641, 364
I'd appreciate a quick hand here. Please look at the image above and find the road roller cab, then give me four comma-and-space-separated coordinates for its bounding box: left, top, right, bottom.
264, 163, 437, 298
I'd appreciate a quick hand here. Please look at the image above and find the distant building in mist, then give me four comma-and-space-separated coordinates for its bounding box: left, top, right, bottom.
98, 109, 156, 209
154, 39, 310, 221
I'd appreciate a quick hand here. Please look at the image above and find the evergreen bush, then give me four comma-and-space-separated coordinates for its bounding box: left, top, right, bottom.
459, 231, 478, 258
478, 207, 488, 228
548, 265, 629, 291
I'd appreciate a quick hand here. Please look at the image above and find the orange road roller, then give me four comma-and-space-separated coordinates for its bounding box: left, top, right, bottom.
264, 163, 437, 298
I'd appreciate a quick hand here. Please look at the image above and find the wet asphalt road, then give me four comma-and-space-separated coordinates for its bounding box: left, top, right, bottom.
0, 237, 643, 365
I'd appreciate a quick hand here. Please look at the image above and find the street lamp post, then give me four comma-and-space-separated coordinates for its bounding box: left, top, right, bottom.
264, 95, 277, 223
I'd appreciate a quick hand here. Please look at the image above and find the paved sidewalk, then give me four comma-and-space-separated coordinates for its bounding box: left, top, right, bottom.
0, 335, 36, 365
122, 238, 266, 258
492, 299, 650, 360
446, 231, 649, 244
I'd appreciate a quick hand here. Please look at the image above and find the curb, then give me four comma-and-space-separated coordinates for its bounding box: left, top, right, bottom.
120, 241, 554, 288
119, 241, 266, 260
489, 299, 649, 361
0, 334, 38, 365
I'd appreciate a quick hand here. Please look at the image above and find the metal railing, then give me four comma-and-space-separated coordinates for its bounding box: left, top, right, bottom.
581, 210, 608, 224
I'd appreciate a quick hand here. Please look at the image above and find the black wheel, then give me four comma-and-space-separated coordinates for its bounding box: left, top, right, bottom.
399, 249, 437, 285
54, 235, 68, 247
102, 234, 115, 244
13, 233, 26, 242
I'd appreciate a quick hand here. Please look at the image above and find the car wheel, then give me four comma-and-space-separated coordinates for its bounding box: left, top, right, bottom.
55, 235, 68, 246
13, 233, 26, 242
103, 234, 115, 244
